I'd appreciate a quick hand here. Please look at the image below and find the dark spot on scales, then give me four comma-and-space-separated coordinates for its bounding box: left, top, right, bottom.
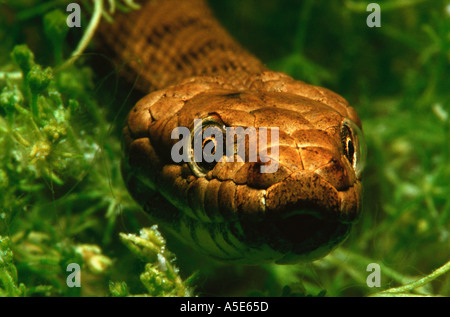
223, 92, 242, 99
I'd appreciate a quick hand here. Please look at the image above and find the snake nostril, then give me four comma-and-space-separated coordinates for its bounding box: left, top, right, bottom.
329, 158, 338, 164
223, 92, 242, 99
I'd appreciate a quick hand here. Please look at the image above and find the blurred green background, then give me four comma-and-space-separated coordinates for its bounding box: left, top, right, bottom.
0, 0, 448, 297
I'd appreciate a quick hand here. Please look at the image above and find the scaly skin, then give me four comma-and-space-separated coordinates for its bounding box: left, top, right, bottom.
97, 0, 365, 264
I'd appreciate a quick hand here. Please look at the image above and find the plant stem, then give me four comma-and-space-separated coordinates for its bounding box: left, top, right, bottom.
57, 0, 104, 71
371, 260, 450, 296
0, 72, 23, 81
30, 93, 39, 120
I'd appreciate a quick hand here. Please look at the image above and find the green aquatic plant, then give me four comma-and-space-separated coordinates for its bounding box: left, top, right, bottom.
0, 0, 449, 297
117, 226, 195, 297
0, 0, 189, 296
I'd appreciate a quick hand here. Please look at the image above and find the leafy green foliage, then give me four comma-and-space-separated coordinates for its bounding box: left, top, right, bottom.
0, 0, 448, 297
0, 236, 26, 296
0, 0, 193, 298
118, 226, 194, 296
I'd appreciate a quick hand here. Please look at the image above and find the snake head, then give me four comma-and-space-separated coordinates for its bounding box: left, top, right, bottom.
122, 71, 365, 264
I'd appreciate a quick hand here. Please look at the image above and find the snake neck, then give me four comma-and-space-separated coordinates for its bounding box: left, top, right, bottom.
97, 0, 267, 92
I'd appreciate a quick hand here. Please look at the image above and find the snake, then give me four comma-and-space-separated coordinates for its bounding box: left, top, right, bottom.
97, 0, 365, 264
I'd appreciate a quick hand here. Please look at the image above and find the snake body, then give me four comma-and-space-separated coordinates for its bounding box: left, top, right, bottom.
98, 0, 365, 264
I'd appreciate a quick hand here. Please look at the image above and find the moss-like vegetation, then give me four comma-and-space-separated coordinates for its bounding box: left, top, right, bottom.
0, 0, 448, 297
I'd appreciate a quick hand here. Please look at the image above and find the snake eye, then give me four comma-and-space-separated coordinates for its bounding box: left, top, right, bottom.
188, 116, 226, 177
341, 118, 366, 178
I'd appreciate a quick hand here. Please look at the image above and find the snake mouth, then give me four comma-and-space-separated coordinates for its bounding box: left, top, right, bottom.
233, 171, 361, 263
263, 170, 362, 223
237, 207, 352, 264
272, 210, 351, 263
